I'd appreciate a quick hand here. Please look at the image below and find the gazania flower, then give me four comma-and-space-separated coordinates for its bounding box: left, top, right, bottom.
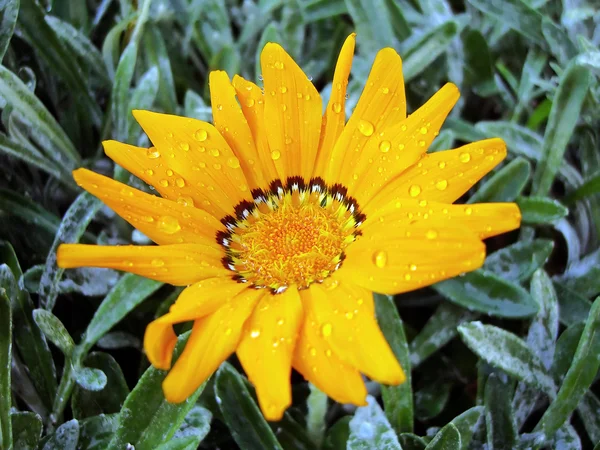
58, 34, 520, 420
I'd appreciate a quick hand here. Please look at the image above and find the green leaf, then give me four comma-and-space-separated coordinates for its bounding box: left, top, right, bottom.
347, 395, 402, 450
577, 391, 600, 445
415, 381, 452, 421
345, 0, 396, 53
39, 192, 102, 311
375, 293, 413, 433
458, 322, 556, 395
399, 433, 427, 450
560, 248, 600, 298
0, 189, 61, 239
552, 423, 582, 449
0, 1, 17, 62
0, 65, 79, 167
565, 170, 600, 204
553, 283, 591, 327
215, 362, 283, 450
409, 302, 478, 368
425, 423, 461, 450
127, 66, 160, 142
535, 296, 600, 436
532, 62, 590, 196
0, 243, 57, 415
141, 25, 177, 112
485, 373, 516, 449
0, 286, 11, 450
474, 121, 542, 162
462, 28, 496, 96
306, 383, 327, 448
467, 0, 543, 44
78, 414, 118, 450
154, 436, 206, 450
484, 239, 553, 282
72, 352, 129, 419
171, 404, 212, 444
468, 157, 531, 203
106, 332, 207, 450
402, 20, 460, 82
323, 416, 351, 450
516, 196, 569, 225
79, 273, 162, 354
450, 406, 484, 450
33, 309, 74, 356
42, 419, 79, 450
551, 322, 584, 385
72, 366, 107, 392
10, 411, 42, 450
434, 270, 538, 318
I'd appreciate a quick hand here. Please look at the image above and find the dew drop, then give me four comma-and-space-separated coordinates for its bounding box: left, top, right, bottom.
310, 347, 317, 356
250, 328, 261, 338
146, 148, 160, 159
277, 318, 285, 326
279, 86, 287, 94
465, 207, 473, 216
194, 129, 208, 142
166, 169, 174, 176
426, 229, 438, 239
379, 140, 391, 153
245, 98, 255, 107
435, 179, 448, 190
179, 141, 190, 151
345, 311, 354, 319
420, 126, 428, 135
404, 273, 412, 281
210, 148, 220, 157
158, 216, 181, 234
332, 102, 342, 113
381, 87, 390, 94
151, 259, 165, 267
325, 349, 332, 357
142, 215, 154, 223
409, 184, 421, 197
418, 140, 426, 147
159, 179, 169, 187
274, 61, 284, 70
271, 150, 281, 160
145, 169, 154, 176
459, 152, 471, 163
321, 323, 332, 337
227, 157, 240, 168
398, 143, 405, 151
438, 161, 446, 169
358, 119, 374, 136
373, 250, 388, 268
177, 196, 194, 207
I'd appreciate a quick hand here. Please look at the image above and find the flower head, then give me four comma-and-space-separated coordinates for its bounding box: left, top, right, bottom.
58, 34, 521, 420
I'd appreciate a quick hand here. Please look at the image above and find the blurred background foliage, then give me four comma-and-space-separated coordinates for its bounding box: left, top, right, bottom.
0, 0, 600, 449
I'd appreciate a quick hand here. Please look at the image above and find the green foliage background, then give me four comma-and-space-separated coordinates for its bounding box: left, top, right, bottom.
1, 0, 600, 449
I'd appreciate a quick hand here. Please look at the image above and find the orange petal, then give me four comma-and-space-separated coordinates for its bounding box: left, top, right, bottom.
292, 285, 368, 405
57, 243, 228, 285
103, 140, 222, 218
348, 83, 460, 205
133, 110, 253, 218
72, 168, 221, 246
300, 280, 405, 385
232, 75, 279, 184
162, 288, 264, 402
365, 139, 507, 210
144, 277, 247, 370
261, 43, 322, 181
210, 71, 269, 191
336, 224, 486, 295
237, 287, 303, 420
323, 47, 406, 186
314, 34, 356, 178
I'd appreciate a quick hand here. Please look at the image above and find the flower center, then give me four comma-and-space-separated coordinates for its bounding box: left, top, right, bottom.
218, 178, 364, 293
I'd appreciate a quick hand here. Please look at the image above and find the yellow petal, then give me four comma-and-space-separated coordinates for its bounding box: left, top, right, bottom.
366, 138, 507, 209
57, 243, 228, 285
261, 42, 322, 181
72, 168, 221, 246
323, 47, 406, 186
301, 280, 405, 385
162, 288, 264, 403
348, 83, 460, 205
337, 224, 486, 295
293, 289, 367, 406
209, 71, 269, 191
314, 34, 356, 178
232, 75, 279, 184
237, 287, 303, 421
103, 140, 223, 218
144, 277, 247, 370
132, 109, 253, 217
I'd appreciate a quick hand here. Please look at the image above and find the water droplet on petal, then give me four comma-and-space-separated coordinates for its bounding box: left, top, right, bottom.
210, 148, 220, 157
358, 119, 374, 136
460, 152, 471, 163
179, 142, 190, 151
435, 179, 448, 190
158, 216, 181, 234
420, 126, 428, 135
373, 250, 387, 268
245, 98, 255, 107
465, 207, 473, 216
194, 129, 208, 142
309, 347, 317, 356
250, 328, 261, 338
147, 148, 160, 159
379, 140, 391, 153
145, 169, 154, 176
227, 157, 240, 168
321, 323, 332, 337
177, 196, 194, 207
271, 150, 281, 160
332, 102, 342, 113
159, 179, 169, 187
225, 327, 232, 335
409, 185, 421, 197
151, 259, 165, 267
426, 229, 438, 239
279, 86, 287, 93
438, 161, 446, 169
381, 87, 390, 94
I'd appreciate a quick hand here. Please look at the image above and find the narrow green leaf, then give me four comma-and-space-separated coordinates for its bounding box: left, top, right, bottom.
170, 404, 212, 444
0, 65, 79, 167
434, 270, 538, 318
127, 66, 160, 142
467, 0, 543, 44
560, 248, 600, 298
42, 418, 79, 450
375, 293, 413, 433
300, 0, 348, 22
415, 381, 452, 421
72, 366, 107, 392
79, 274, 162, 354
306, 383, 327, 448
577, 391, 600, 445
450, 406, 484, 450
106, 332, 207, 450
541, 18, 577, 66
215, 362, 283, 450
0, 0, 19, 62
402, 20, 459, 82
532, 62, 590, 196
255, 23, 282, 83
463, 28, 496, 96
458, 322, 556, 395
183, 90, 212, 122
425, 423, 461, 450
535, 296, 600, 436
485, 373, 516, 449
78, 414, 118, 450
142, 25, 177, 111
155, 436, 205, 450
399, 433, 427, 450
484, 239, 553, 282
0, 242, 57, 415
551, 322, 584, 385
469, 157, 530, 203
323, 416, 351, 450
553, 283, 591, 326
33, 309, 74, 356
39, 192, 102, 311
347, 395, 402, 450
565, 170, 600, 204
0, 286, 11, 450
552, 424, 582, 449
345, 0, 396, 52
516, 196, 568, 225
10, 412, 42, 450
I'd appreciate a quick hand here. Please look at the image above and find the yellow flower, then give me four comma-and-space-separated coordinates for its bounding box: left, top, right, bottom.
57, 34, 521, 420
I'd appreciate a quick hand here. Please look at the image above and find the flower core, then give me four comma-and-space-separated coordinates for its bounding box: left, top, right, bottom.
218, 178, 365, 292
